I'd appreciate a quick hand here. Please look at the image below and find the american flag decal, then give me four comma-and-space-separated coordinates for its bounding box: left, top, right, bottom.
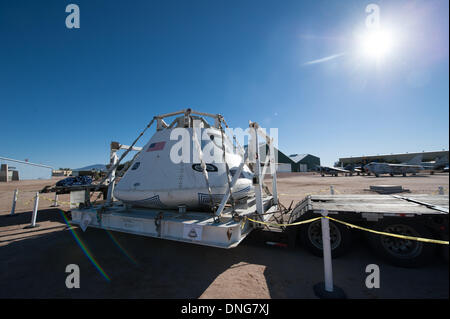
147, 141, 166, 152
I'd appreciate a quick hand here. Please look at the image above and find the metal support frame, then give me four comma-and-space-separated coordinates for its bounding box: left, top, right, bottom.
215, 149, 249, 217
249, 121, 279, 209
251, 125, 264, 216
214, 120, 279, 219
156, 108, 222, 129
106, 142, 143, 205
268, 140, 278, 205
191, 116, 215, 209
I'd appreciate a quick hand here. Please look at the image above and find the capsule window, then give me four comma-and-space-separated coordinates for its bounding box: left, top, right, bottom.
131, 162, 140, 170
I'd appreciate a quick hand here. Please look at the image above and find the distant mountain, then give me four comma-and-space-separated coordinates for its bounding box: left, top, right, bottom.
73, 164, 107, 171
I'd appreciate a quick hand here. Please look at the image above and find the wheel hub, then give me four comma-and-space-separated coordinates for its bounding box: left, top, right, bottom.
380, 224, 423, 258
308, 221, 342, 250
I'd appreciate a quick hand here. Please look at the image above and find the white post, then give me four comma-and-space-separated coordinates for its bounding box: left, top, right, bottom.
26, 192, 40, 228
252, 127, 264, 215
330, 186, 335, 195
10, 189, 18, 216
321, 210, 334, 292
107, 151, 119, 205
438, 186, 444, 195
269, 140, 278, 205
51, 193, 59, 207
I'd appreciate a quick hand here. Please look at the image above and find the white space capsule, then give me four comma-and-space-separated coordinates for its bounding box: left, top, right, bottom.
113, 113, 253, 210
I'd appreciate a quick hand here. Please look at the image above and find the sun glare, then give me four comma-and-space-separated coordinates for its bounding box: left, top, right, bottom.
359, 29, 395, 60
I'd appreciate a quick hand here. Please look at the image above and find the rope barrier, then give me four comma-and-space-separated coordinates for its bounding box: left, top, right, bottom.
245, 215, 449, 245
10, 192, 72, 208
325, 216, 449, 245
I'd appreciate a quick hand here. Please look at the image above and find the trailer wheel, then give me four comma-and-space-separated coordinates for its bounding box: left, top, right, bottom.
367, 220, 436, 268
299, 218, 352, 258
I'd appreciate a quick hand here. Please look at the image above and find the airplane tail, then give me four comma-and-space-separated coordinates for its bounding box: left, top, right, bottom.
405, 154, 423, 165
434, 156, 449, 169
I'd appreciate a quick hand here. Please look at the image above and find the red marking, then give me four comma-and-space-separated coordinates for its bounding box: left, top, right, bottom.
147, 142, 166, 152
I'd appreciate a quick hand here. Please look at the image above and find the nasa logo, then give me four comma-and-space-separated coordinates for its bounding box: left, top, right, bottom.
188, 228, 198, 238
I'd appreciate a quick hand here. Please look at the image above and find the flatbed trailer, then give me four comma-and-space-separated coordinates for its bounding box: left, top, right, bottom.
260, 194, 448, 267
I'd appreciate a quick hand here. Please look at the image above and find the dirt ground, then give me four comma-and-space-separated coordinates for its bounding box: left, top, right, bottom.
0, 173, 448, 298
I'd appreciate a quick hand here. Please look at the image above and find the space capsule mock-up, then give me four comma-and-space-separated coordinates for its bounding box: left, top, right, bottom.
113, 110, 253, 210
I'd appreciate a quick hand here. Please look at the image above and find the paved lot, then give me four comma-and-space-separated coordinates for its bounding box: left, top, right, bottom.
0, 173, 448, 298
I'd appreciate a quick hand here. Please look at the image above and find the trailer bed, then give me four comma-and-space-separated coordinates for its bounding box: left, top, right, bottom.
295, 194, 448, 216
70, 196, 275, 249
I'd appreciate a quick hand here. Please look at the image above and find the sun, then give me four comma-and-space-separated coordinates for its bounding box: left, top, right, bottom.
359, 28, 395, 60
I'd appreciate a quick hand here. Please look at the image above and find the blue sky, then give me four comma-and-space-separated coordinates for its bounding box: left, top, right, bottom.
0, 0, 448, 168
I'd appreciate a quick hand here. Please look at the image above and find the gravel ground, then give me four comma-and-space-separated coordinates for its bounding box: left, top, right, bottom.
0, 173, 448, 298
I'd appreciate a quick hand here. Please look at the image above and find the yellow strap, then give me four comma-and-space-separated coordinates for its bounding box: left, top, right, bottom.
246, 216, 322, 227
325, 216, 449, 245
245, 215, 449, 245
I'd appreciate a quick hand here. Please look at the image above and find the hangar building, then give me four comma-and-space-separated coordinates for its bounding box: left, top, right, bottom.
251, 145, 320, 172
288, 154, 321, 172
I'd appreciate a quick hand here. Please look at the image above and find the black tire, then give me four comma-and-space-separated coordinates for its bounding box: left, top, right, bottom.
367, 219, 436, 268
299, 218, 352, 258
441, 245, 449, 263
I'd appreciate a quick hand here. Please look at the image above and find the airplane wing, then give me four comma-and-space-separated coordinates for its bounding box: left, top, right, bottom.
388, 164, 423, 169
320, 166, 350, 173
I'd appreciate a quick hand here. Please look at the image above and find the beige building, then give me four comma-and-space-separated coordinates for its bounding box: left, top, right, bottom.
0, 164, 19, 182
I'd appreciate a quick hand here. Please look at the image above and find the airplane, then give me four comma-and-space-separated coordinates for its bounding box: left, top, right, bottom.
363, 155, 424, 177
420, 156, 449, 171
316, 165, 351, 177
113, 110, 254, 210
343, 164, 367, 175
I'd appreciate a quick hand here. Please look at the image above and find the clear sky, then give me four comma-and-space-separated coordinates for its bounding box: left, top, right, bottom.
0, 0, 448, 168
